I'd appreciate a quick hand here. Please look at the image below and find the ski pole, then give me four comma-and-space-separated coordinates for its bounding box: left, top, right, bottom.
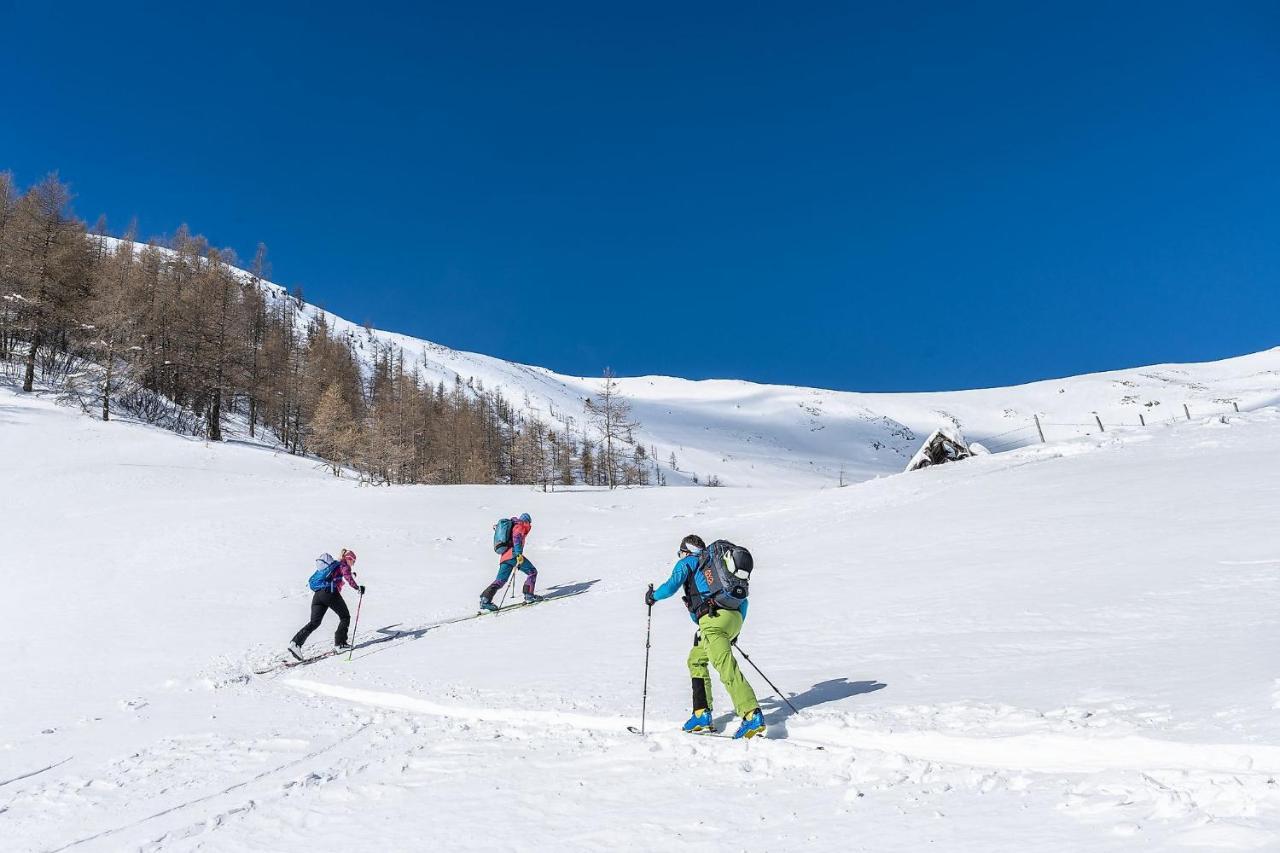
497, 567, 518, 608
347, 589, 364, 662
732, 639, 799, 715
641, 584, 654, 735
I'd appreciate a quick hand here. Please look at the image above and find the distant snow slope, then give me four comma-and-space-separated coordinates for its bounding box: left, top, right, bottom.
102, 238, 1280, 486
5, 381, 1280, 851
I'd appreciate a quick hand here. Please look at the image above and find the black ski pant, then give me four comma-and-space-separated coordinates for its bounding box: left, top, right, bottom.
292, 589, 351, 647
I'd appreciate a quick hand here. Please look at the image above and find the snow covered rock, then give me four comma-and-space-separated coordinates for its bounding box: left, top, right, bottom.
904, 427, 974, 472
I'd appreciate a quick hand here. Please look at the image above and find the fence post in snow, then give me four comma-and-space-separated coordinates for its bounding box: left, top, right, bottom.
1094, 414, 1105, 432
1233, 401, 1240, 412
1034, 414, 1045, 443
1184, 403, 1191, 421
1139, 412, 1146, 426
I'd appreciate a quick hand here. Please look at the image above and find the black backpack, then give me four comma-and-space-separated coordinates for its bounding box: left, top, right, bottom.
693, 540, 753, 612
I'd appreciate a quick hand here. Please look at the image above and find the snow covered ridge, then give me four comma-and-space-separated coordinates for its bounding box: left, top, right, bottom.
99, 237, 1280, 488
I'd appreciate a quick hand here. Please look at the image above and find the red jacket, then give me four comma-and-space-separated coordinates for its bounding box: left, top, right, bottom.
501, 519, 531, 562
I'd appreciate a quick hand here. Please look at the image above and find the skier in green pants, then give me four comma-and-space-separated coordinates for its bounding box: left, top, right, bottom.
646, 534, 765, 739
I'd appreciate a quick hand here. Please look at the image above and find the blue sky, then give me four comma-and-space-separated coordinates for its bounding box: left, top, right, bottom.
2, 1, 1277, 391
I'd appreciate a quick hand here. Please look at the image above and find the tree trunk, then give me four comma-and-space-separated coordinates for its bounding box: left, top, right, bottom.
208, 390, 222, 441
102, 341, 114, 422
605, 432, 614, 489
22, 332, 39, 392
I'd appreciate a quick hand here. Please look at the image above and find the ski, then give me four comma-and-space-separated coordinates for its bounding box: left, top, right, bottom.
383, 588, 590, 636
480, 589, 586, 616
253, 650, 336, 675
627, 725, 731, 739
626, 725, 824, 749
252, 630, 402, 675
378, 587, 593, 636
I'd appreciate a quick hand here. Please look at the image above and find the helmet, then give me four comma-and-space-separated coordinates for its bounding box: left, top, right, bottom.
678, 534, 705, 556
341, 548, 358, 564
519, 513, 532, 524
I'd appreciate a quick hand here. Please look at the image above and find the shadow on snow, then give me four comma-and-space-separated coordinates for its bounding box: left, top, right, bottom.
351, 579, 602, 661
711, 676, 887, 734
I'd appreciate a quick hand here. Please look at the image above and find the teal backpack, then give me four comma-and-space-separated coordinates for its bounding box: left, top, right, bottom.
493, 518, 514, 554
307, 553, 341, 592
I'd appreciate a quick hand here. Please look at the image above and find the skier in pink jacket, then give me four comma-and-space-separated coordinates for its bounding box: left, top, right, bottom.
480, 513, 540, 611
288, 549, 364, 658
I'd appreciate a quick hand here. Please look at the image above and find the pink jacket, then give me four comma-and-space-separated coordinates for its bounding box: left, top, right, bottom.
330, 561, 358, 594
500, 519, 532, 563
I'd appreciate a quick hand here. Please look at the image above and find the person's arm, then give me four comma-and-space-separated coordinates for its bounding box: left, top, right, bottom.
652, 557, 692, 602
512, 526, 526, 561
341, 563, 364, 594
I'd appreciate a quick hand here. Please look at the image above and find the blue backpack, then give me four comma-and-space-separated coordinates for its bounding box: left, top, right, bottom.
308, 553, 340, 592
493, 518, 514, 554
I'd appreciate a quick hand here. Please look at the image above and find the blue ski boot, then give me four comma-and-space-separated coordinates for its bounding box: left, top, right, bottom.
733, 708, 766, 740
682, 709, 714, 733
478, 597, 499, 613
523, 592, 544, 604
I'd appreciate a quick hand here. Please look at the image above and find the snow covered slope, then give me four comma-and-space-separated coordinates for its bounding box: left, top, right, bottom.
5, 381, 1280, 851
331, 315, 1280, 487
101, 238, 1280, 487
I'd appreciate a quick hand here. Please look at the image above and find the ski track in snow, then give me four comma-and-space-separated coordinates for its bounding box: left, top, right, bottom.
0, 756, 74, 788
42, 726, 371, 853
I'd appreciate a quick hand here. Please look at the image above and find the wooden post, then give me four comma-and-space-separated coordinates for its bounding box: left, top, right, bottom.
1233, 401, 1240, 412
1094, 414, 1104, 432
1183, 403, 1191, 421
1139, 412, 1146, 426
1033, 414, 1045, 443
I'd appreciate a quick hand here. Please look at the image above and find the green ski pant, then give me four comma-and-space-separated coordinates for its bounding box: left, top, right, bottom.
687, 608, 759, 717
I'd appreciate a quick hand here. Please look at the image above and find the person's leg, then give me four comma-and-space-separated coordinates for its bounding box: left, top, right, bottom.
329, 592, 351, 646
481, 560, 516, 602
686, 630, 713, 712
291, 593, 328, 646
698, 609, 759, 717
519, 558, 538, 595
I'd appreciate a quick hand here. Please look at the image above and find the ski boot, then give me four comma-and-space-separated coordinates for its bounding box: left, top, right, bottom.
287, 641, 304, 661
682, 708, 715, 733
335, 641, 352, 652
733, 708, 766, 740
523, 592, 544, 604
478, 596, 499, 613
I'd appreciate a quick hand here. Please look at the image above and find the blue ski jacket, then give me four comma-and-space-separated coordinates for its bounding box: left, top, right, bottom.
653, 553, 749, 624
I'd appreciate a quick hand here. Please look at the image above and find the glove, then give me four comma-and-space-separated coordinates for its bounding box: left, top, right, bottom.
645, 588, 656, 607
357, 585, 367, 594
516, 555, 525, 566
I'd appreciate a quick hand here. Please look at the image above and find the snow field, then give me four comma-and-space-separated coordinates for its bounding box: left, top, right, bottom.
4, 384, 1280, 850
